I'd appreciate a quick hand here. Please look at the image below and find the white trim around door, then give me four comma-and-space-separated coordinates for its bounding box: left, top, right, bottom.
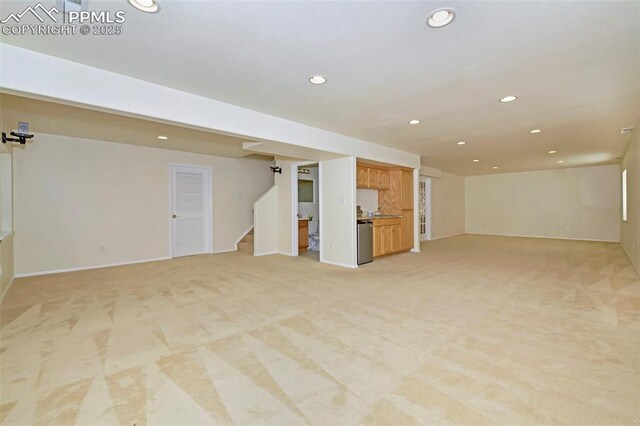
170, 164, 213, 257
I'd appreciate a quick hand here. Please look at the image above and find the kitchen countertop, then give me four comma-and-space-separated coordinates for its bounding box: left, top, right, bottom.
357, 215, 402, 221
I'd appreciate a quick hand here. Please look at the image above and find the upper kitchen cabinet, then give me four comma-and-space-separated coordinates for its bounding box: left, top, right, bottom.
401, 170, 413, 210
378, 169, 390, 190
379, 168, 413, 214
356, 164, 391, 190
357, 165, 369, 188
369, 168, 379, 189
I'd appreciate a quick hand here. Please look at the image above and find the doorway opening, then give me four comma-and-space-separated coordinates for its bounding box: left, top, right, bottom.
170, 164, 213, 257
419, 177, 431, 241
294, 162, 320, 261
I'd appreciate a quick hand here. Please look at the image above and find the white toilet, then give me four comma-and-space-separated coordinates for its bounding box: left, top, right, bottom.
308, 220, 320, 251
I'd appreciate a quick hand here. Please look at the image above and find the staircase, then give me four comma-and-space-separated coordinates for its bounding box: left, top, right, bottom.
237, 229, 254, 254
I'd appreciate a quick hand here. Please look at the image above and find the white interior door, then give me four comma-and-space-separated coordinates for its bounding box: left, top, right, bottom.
171, 165, 212, 257
419, 177, 431, 241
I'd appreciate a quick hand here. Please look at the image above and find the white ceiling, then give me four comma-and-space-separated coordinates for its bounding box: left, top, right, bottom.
1, 0, 639, 175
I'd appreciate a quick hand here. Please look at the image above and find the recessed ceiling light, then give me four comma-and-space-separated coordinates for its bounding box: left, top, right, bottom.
557, 160, 565, 164
157, 135, 168, 140
456, 141, 466, 145
492, 166, 499, 170
427, 8, 456, 28
473, 159, 480, 163
309, 75, 327, 85
499, 95, 517, 103
530, 129, 542, 134
547, 150, 557, 154
408, 119, 421, 125
128, 0, 159, 13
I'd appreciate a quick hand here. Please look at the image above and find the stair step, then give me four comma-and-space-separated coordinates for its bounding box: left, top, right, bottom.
238, 241, 253, 254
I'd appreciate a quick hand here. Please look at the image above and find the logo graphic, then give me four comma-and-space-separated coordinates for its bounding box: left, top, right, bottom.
1, 3, 59, 24
1, 1, 128, 36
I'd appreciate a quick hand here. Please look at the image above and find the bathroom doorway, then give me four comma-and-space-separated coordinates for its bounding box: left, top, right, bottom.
294, 162, 320, 260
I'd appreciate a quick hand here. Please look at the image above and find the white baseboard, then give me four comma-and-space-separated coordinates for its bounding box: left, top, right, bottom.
320, 259, 358, 269
465, 231, 619, 243
14, 256, 172, 278
212, 248, 237, 254
429, 232, 465, 241
253, 251, 278, 257
0, 276, 15, 304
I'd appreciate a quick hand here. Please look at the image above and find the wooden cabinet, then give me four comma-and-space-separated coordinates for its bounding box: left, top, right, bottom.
391, 224, 401, 252
358, 163, 414, 257
298, 219, 309, 250
373, 217, 403, 257
382, 226, 393, 254
356, 166, 369, 188
401, 170, 413, 210
356, 164, 391, 190
373, 225, 383, 257
378, 169, 390, 190
369, 169, 379, 189
400, 211, 413, 250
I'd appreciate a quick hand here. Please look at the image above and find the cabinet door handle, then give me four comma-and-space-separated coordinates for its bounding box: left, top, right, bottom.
172, 214, 177, 219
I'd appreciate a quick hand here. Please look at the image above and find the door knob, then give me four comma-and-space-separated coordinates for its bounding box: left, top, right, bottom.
172, 214, 177, 219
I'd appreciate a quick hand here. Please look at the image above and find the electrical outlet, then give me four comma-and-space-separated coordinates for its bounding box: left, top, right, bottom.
330, 242, 334, 249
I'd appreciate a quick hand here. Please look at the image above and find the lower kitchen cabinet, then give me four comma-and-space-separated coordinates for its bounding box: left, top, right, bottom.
373, 225, 383, 257
373, 217, 404, 257
401, 211, 413, 250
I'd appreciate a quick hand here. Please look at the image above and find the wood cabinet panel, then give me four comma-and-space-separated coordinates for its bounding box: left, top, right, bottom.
298, 220, 309, 250
400, 211, 413, 250
356, 166, 369, 188
356, 164, 392, 190
373, 225, 383, 257
378, 170, 402, 215
401, 170, 413, 210
382, 226, 393, 254
391, 225, 401, 252
373, 217, 403, 257
378, 170, 390, 190
369, 169, 379, 189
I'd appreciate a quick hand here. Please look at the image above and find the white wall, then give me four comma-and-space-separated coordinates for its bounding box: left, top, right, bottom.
430, 172, 466, 239
621, 125, 639, 273
466, 165, 621, 242
275, 160, 296, 256
0, 146, 14, 300
0, 151, 12, 232
320, 157, 357, 268
253, 185, 278, 256
13, 133, 273, 275
356, 188, 378, 214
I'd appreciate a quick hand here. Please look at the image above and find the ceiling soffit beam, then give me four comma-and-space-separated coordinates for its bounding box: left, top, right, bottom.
0, 44, 420, 169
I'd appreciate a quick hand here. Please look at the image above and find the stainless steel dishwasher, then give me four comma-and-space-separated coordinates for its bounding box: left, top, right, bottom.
357, 220, 373, 265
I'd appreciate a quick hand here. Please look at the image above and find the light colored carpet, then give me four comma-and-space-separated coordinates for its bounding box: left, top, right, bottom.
1, 234, 639, 425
